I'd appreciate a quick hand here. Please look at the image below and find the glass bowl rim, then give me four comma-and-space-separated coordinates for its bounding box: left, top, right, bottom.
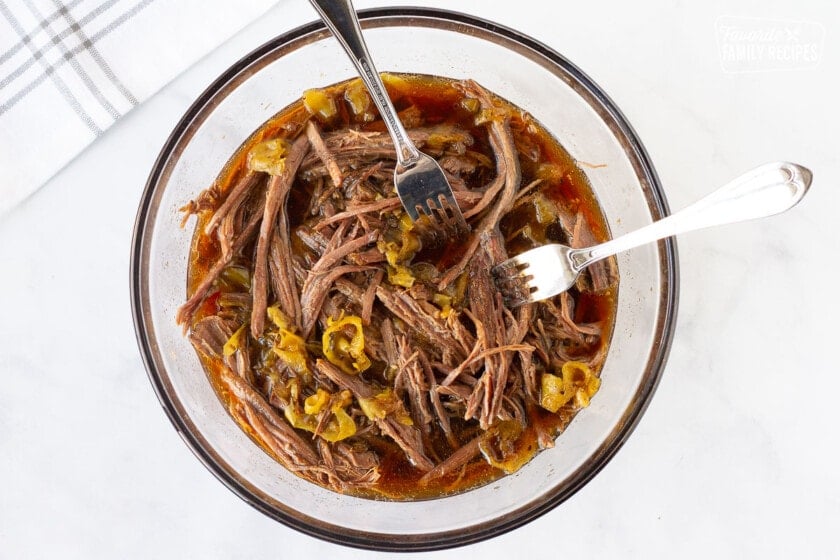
130, 6, 679, 552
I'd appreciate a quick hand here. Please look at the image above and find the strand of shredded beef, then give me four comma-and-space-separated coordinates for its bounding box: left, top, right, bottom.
251, 134, 311, 338
305, 121, 344, 188
419, 435, 482, 485
204, 171, 261, 234
176, 198, 264, 328
311, 230, 378, 274
301, 265, 371, 338
438, 117, 521, 290
268, 228, 302, 329
360, 269, 384, 325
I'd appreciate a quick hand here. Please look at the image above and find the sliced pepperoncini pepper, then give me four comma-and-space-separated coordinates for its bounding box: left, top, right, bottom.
478, 420, 538, 474
266, 305, 310, 375
284, 388, 357, 443
540, 361, 600, 413
222, 325, 246, 357
302, 88, 337, 120
248, 138, 290, 176
322, 315, 371, 374
358, 388, 413, 426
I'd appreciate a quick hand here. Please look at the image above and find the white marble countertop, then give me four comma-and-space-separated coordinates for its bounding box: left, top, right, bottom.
2, 1, 838, 558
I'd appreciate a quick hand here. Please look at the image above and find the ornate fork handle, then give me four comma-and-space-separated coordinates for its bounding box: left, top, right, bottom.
569, 162, 812, 273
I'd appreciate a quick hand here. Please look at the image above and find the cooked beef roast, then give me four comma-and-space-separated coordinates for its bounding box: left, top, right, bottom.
178, 74, 617, 499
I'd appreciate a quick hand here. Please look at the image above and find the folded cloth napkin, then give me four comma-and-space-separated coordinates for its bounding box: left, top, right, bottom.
0, 0, 278, 216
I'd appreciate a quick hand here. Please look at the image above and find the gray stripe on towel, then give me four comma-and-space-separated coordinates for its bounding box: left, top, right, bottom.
23, 0, 122, 122
0, 0, 153, 118
0, 0, 100, 133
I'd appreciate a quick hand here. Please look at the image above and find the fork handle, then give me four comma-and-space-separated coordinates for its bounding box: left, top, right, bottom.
570, 162, 812, 270
309, 0, 420, 167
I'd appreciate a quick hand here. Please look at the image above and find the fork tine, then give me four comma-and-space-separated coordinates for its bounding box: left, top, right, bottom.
415, 194, 470, 239
428, 194, 469, 235
404, 203, 422, 222
393, 152, 467, 228
502, 292, 534, 308
492, 258, 535, 307
442, 194, 469, 234
414, 200, 432, 219
491, 259, 516, 279
430, 196, 452, 227
499, 281, 535, 307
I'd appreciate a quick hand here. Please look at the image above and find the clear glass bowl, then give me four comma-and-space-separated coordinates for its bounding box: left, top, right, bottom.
131, 8, 678, 551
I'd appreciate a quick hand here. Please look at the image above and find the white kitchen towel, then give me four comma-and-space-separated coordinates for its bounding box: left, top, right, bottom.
0, 0, 278, 216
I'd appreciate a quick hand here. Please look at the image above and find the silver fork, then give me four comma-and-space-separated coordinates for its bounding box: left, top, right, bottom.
309, 0, 466, 228
493, 162, 813, 307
